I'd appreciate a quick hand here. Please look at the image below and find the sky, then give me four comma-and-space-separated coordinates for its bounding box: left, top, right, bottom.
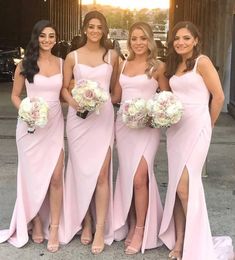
82, 0, 169, 10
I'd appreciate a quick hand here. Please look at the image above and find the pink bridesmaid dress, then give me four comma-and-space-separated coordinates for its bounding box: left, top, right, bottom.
159, 56, 234, 260
113, 61, 163, 253
0, 59, 64, 247
63, 50, 114, 245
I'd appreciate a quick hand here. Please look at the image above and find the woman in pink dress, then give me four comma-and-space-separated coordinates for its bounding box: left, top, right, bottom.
159, 21, 233, 260
61, 11, 118, 254
0, 20, 64, 253
112, 22, 170, 254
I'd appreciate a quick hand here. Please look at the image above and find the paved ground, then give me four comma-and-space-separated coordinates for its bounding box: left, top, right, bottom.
0, 81, 234, 260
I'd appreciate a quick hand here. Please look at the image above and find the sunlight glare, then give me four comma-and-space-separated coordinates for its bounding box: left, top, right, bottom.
82, 0, 169, 10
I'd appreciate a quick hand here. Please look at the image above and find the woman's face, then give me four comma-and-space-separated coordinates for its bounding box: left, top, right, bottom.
85, 18, 103, 43
173, 28, 198, 57
130, 28, 149, 56
38, 27, 56, 51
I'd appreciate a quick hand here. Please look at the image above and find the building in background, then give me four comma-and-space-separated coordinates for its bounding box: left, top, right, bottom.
169, 0, 235, 117
0, 0, 81, 48
0, 0, 234, 118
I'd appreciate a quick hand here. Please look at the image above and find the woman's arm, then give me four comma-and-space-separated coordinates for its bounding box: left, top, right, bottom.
61, 51, 79, 109
197, 56, 224, 127
111, 60, 123, 105
109, 49, 119, 92
11, 63, 25, 110
153, 61, 171, 91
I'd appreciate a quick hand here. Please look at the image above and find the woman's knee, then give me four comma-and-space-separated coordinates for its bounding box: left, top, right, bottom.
176, 183, 188, 202
133, 173, 148, 190
97, 170, 109, 186
50, 172, 63, 189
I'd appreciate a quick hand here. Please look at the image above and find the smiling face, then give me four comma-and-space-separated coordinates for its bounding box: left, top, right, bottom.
85, 18, 103, 43
173, 28, 198, 58
130, 28, 149, 56
38, 27, 56, 51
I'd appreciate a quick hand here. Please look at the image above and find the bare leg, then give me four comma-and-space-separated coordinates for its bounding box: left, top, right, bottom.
169, 167, 189, 259
124, 197, 136, 247
32, 214, 44, 243
91, 148, 111, 254
81, 208, 92, 245
125, 157, 148, 255
47, 150, 64, 253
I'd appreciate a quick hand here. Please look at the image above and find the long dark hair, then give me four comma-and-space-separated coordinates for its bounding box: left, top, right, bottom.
74, 11, 110, 62
21, 20, 58, 83
165, 21, 201, 79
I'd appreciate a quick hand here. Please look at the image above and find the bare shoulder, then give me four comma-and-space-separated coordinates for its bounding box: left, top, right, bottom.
14, 62, 25, 81
53, 55, 64, 64
197, 55, 213, 67
66, 50, 75, 60
17, 61, 23, 71
64, 50, 77, 66
118, 60, 125, 72
197, 55, 215, 73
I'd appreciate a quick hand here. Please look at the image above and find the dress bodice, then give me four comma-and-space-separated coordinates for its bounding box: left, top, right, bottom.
119, 61, 159, 102
169, 56, 210, 105
25, 58, 63, 102
72, 50, 113, 93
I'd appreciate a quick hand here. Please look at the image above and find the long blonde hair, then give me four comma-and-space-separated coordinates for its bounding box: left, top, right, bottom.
127, 22, 159, 78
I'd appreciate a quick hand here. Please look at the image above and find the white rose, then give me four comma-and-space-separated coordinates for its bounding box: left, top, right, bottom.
20, 97, 33, 113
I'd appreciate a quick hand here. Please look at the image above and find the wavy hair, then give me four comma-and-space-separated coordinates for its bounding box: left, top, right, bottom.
21, 20, 58, 83
127, 22, 159, 78
76, 11, 110, 62
165, 21, 201, 79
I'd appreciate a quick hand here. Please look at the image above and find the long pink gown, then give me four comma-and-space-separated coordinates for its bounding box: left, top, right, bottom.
0, 59, 64, 247
159, 56, 234, 260
62, 50, 114, 245
113, 61, 163, 253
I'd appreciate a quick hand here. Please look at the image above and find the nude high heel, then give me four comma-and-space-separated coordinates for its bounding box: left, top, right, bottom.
125, 226, 144, 255
47, 224, 59, 253
91, 224, 105, 255
32, 214, 44, 244
169, 250, 182, 260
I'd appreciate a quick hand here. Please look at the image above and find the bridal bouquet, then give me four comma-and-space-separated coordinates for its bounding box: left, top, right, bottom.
119, 98, 149, 128
71, 79, 108, 119
146, 91, 183, 128
18, 97, 49, 133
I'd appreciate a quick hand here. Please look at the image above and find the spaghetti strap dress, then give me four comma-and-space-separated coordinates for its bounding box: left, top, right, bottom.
159, 56, 234, 260
0, 58, 64, 247
62, 50, 114, 245
113, 61, 163, 253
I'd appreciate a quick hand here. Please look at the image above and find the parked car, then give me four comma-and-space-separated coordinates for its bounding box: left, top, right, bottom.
0, 47, 24, 81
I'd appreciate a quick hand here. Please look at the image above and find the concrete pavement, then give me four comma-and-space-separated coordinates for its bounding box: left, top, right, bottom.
0, 81, 234, 260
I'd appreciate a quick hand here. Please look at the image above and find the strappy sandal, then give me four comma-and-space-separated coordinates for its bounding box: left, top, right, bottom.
169, 250, 182, 260
125, 226, 144, 255
32, 215, 44, 244
91, 224, 105, 255
47, 224, 59, 253
80, 224, 93, 245
124, 226, 135, 247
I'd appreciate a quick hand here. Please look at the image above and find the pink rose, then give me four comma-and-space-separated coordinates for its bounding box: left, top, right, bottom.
84, 89, 95, 100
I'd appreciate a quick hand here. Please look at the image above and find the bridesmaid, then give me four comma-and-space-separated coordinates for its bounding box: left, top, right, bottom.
61, 11, 118, 254
0, 20, 64, 252
159, 21, 226, 260
112, 22, 170, 254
